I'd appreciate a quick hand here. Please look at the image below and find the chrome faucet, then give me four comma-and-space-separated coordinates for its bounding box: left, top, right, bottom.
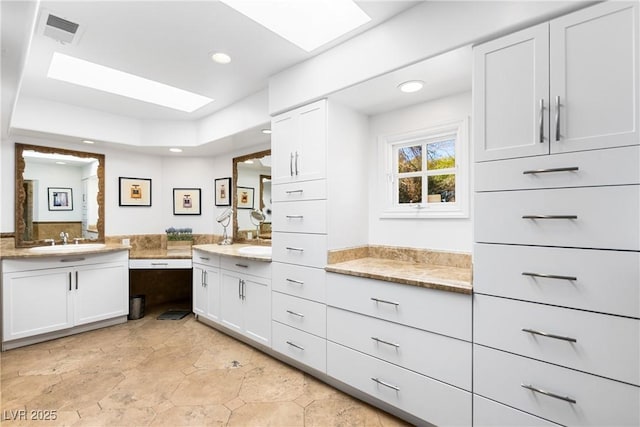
60, 232, 69, 245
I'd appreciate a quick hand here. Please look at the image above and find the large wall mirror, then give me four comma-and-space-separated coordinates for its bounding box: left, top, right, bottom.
232, 149, 271, 242
15, 143, 105, 248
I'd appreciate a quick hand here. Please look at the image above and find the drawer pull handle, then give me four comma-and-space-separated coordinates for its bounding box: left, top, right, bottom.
285, 189, 304, 194
521, 383, 576, 404
151, 262, 169, 266
522, 215, 578, 220
286, 340, 305, 351
371, 337, 400, 348
286, 278, 304, 285
286, 310, 305, 318
522, 272, 577, 281
235, 263, 249, 268
286, 215, 304, 219
199, 257, 210, 261
522, 328, 577, 343
371, 377, 400, 392
61, 258, 86, 263
522, 166, 579, 175
286, 247, 305, 252
371, 297, 400, 306
538, 98, 544, 143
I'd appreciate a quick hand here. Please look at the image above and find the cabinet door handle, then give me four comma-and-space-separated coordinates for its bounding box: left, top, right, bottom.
538, 98, 544, 143
290, 152, 294, 176
285, 189, 304, 194
241, 279, 246, 300
201, 270, 205, 286
286, 278, 304, 285
371, 337, 400, 348
61, 258, 85, 263
522, 166, 579, 175
238, 278, 242, 299
554, 95, 561, 142
68, 272, 72, 291
521, 383, 576, 404
522, 328, 577, 343
203, 271, 207, 287
75, 271, 79, 290
522, 272, 577, 281
286, 340, 305, 351
371, 377, 400, 392
235, 263, 249, 268
522, 215, 578, 220
286, 310, 305, 318
286, 215, 304, 219
371, 297, 400, 306
294, 151, 299, 176
285, 247, 304, 252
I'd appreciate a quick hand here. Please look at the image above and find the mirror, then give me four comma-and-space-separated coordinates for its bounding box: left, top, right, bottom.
233, 149, 271, 242
15, 143, 105, 248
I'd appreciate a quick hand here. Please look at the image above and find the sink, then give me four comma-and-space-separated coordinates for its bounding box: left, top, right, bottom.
30, 243, 107, 253
238, 246, 272, 256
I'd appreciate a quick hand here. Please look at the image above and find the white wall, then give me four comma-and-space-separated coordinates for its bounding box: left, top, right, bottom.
368, 92, 473, 252
24, 162, 83, 222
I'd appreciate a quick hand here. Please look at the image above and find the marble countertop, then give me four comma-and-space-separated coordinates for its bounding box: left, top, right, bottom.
1, 243, 131, 259
193, 243, 272, 262
129, 248, 192, 259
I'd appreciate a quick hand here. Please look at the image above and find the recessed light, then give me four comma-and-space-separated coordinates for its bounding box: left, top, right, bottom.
261, 129, 272, 134
398, 80, 424, 93
82, 139, 95, 144
169, 148, 183, 153
211, 52, 231, 64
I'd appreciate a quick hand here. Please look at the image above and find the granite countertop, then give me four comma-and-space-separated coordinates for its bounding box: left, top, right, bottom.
325, 246, 473, 295
1, 243, 131, 259
193, 243, 271, 262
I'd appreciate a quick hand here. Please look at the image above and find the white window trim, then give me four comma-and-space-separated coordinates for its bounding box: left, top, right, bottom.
378, 117, 469, 219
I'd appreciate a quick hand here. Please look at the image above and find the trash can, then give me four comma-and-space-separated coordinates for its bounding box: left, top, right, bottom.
128, 294, 145, 320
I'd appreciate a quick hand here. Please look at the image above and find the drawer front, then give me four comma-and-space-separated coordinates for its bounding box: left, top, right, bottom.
473, 394, 561, 427
220, 256, 271, 278
475, 145, 640, 192
327, 273, 471, 341
2, 250, 128, 272
272, 262, 326, 303
327, 307, 471, 390
272, 232, 327, 268
473, 243, 640, 318
129, 258, 192, 269
474, 345, 640, 427
272, 200, 327, 234
272, 321, 326, 373
475, 186, 640, 250
192, 250, 220, 268
272, 291, 326, 337
328, 342, 471, 426
474, 295, 639, 385
272, 180, 327, 202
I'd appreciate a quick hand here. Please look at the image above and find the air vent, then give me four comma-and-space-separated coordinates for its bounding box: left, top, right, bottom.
42, 13, 81, 44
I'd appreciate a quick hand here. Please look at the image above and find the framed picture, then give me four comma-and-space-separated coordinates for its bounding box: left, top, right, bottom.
119, 177, 152, 206
48, 187, 73, 211
173, 188, 201, 215
215, 177, 232, 206
236, 186, 254, 209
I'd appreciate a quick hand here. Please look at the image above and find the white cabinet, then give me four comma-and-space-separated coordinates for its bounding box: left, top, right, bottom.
474, 2, 639, 162
2, 251, 129, 349
192, 250, 220, 322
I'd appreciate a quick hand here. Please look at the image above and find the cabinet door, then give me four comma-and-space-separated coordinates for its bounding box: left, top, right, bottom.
296, 100, 327, 182
271, 112, 298, 184
192, 265, 208, 317
243, 277, 271, 345
204, 266, 221, 322
74, 262, 128, 326
220, 270, 244, 334
474, 23, 550, 162
550, 2, 639, 153
2, 268, 73, 340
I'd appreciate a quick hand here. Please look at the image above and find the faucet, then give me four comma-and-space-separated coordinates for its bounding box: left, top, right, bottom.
60, 232, 69, 245
44, 238, 55, 246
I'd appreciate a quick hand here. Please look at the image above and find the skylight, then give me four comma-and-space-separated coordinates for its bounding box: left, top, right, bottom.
220, 0, 371, 52
47, 53, 214, 113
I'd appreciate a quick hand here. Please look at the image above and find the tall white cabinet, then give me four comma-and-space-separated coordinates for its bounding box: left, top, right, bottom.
472, 2, 639, 426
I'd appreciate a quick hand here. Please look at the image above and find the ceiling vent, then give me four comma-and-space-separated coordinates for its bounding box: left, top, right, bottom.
41, 13, 82, 45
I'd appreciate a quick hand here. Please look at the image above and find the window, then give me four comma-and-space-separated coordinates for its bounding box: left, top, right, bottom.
379, 118, 469, 218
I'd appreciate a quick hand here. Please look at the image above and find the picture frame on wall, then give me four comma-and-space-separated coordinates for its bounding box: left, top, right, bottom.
214, 177, 232, 206
48, 187, 73, 211
119, 177, 152, 206
236, 186, 254, 209
173, 188, 201, 215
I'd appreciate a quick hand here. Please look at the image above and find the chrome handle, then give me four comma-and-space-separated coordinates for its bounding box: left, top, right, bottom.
294, 151, 299, 175
371, 297, 400, 306
521, 383, 576, 404
286, 341, 305, 351
285, 247, 304, 252
554, 95, 560, 142
522, 328, 577, 343
522, 215, 578, 220
523, 166, 579, 175
75, 271, 78, 290
199, 256, 210, 261
286, 215, 304, 219
522, 272, 577, 281
290, 152, 294, 176
201, 270, 205, 286
286, 278, 304, 285
203, 271, 207, 287
151, 262, 169, 266
285, 189, 304, 194
242, 279, 246, 300
539, 98, 544, 143
235, 263, 249, 268
60, 258, 86, 262
69, 272, 72, 291
371, 377, 400, 392
238, 279, 242, 299
286, 310, 305, 318
371, 337, 400, 348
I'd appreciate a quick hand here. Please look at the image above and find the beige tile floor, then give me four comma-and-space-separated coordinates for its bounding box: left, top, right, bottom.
1, 305, 410, 426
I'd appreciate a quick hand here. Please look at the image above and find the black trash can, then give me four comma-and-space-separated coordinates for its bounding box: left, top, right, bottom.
128, 294, 146, 320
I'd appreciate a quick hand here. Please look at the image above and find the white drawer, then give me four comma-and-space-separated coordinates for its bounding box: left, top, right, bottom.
473, 243, 640, 318
327, 307, 471, 390
474, 345, 640, 427
475, 185, 640, 250
220, 256, 271, 278
272, 262, 326, 303
272, 291, 326, 338
129, 258, 192, 269
327, 273, 471, 341
328, 341, 471, 426
272, 232, 327, 268
272, 321, 326, 373
473, 394, 561, 427
474, 295, 639, 385
475, 145, 640, 192
3, 250, 128, 272
272, 200, 327, 234
272, 180, 327, 202
192, 250, 220, 268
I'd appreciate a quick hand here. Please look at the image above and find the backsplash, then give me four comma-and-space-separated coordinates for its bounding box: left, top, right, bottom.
328, 245, 472, 269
